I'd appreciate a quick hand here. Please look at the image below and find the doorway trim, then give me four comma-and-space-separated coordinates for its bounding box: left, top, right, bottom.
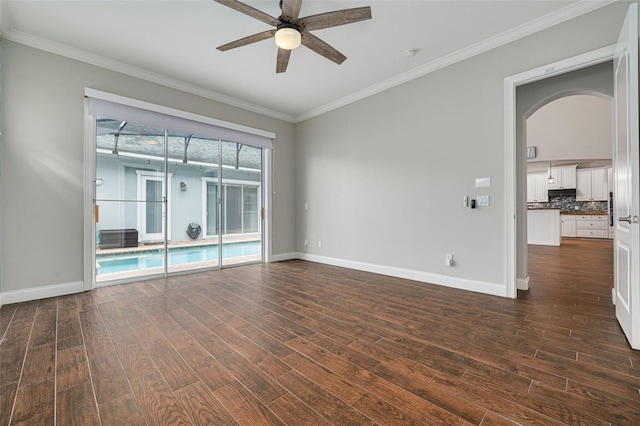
504, 45, 616, 298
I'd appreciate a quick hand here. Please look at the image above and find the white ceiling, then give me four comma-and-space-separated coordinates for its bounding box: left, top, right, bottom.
0, 0, 612, 122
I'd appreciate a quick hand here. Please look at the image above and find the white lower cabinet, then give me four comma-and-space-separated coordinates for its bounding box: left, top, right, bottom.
576, 215, 608, 238
561, 215, 576, 237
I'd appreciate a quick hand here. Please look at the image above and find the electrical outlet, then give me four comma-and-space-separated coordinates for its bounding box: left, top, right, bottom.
318, 240, 322, 248
445, 253, 454, 266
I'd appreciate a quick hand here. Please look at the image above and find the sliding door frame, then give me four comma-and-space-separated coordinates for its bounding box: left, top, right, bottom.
83, 91, 274, 290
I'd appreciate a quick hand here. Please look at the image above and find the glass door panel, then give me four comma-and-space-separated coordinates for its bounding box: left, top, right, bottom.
220, 140, 263, 267
206, 182, 219, 236
94, 118, 166, 283
224, 185, 242, 234
166, 132, 220, 274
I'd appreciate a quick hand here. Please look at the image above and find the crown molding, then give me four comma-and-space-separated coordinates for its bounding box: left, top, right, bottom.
2, 29, 297, 123
2, 0, 616, 124
293, 0, 617, 123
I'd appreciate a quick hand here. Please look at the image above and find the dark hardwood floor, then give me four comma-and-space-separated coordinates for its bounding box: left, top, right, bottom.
1, 238, 639, 425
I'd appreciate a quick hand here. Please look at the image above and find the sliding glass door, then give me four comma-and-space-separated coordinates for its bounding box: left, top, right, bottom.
220, 140, 262, 267
94, 120, 262, 284
94, 119, 167, 283
166, 132, 221, 274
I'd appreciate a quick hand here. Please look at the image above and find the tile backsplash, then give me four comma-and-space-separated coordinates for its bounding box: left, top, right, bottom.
528, 193, 607, 211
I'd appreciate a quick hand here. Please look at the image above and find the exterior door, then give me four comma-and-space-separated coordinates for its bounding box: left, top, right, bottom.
613, 3, 639, 350
137, 172, 170, 242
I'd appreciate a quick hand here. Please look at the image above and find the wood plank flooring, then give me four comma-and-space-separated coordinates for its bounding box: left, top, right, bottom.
1, 238, 639, 425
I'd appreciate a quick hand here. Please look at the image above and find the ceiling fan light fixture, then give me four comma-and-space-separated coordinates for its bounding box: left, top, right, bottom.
275, 26, 301, 50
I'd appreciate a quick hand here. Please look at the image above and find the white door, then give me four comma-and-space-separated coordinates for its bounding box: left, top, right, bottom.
613, 3, 639, 350
137, 172, 172, 242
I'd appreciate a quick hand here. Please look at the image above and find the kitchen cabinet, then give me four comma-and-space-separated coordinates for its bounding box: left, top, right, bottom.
576, 168, 607, 201
561, 215, 576, 237
547, 165, 577, 189
576, 215, 608, 238
528, 209, 561, 246
527, 173, 548, 202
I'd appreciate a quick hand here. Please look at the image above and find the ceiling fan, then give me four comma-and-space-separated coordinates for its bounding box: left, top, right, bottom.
214, 0, 372, 73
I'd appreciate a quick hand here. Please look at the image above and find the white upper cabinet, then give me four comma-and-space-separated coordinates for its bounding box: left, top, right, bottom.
546, 165, 577, 189
576, 168, 608, 201
591, 168, 608, 200
527, 173, 549, 202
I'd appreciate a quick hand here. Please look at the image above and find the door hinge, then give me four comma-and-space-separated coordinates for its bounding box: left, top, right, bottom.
261, 208, 265, 220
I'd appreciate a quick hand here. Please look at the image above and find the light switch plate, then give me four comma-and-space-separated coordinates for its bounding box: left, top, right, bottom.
475, 177, 491, 188
477, 195, 490, 206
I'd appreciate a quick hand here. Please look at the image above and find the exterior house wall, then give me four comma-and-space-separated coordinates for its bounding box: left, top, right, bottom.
95, 155, 260, 243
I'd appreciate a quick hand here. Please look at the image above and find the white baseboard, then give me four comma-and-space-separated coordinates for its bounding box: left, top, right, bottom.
517, 276, 530, 291
268, 252, 298, 262
296, 253, 507, 297
1, 281, 85, 305
0, 254, 510, 305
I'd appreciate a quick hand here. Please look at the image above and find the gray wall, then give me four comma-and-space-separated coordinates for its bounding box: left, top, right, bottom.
295, 2, 631, 291
1, 41, 295, 293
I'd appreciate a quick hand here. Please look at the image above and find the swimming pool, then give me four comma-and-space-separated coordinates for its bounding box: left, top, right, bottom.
96, 241, 261, 275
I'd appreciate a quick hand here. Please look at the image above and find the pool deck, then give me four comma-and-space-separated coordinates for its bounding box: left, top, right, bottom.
96, 233, 260, 256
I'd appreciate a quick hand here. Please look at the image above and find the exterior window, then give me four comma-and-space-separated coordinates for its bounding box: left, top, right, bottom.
225, 185, 243, 234
202, 178, 260, 237
206, 182, 219, 236
243, 186, 259, 233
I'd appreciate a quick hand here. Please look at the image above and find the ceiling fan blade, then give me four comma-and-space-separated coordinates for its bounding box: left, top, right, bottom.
212, 0, 280, 26
217, 30, 275, 51
298, 7, 371, 32
280, 0, 303, 22
301, 32, 346, 65
276, 48, 292, 73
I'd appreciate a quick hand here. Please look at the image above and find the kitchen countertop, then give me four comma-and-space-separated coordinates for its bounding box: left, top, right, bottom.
559, 210, 607, 215
527, 208, 608, 215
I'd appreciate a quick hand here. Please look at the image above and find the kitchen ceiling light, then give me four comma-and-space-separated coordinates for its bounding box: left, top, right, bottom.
274, 27, 301, 50
548, 162, 555, 184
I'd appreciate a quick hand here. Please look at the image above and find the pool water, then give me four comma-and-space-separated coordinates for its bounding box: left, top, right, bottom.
97, 241, 261, 275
